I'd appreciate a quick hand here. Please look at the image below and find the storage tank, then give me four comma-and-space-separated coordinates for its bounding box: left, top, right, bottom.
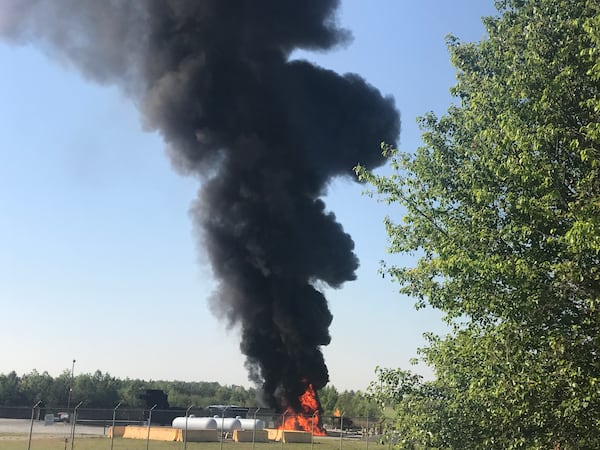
213, 416, 242, 432
172, 416, 218, 430
238, 418, 265, 430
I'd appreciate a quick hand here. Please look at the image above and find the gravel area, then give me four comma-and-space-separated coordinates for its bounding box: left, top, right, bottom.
0, 418, 106, 437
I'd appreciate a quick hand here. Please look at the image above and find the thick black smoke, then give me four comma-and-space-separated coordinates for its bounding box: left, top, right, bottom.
1, 0, 399, 411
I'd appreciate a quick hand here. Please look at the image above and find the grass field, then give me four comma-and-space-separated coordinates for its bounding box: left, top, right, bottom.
1, 435, 382, 450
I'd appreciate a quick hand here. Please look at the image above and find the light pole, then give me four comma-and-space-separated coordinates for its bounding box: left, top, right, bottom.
110, 401, 122, 450
64, 359, 76, 450
183, 404, 194, 450
27, 400, 42, 450
146, 404, 157, 450
66, 359, 76, 413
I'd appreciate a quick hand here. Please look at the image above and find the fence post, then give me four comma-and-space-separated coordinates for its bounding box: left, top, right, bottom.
252, 407, 261, 450
365, 414, 369, 450
70, 401, 84, 450
27, 400, 42, 450
280, 412, 287, 450
219, 406, 229, 450
339, 415, 343, 450
183, 404, 194, 450
311, 411, 318, 450
146, 404, 157, 450
110, 401, 122, 450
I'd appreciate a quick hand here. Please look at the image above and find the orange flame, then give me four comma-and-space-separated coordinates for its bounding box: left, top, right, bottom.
333, 408, 341, 417
279, 383, 327, 435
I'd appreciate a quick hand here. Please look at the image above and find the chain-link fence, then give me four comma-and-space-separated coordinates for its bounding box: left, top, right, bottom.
1, 404, 391, 450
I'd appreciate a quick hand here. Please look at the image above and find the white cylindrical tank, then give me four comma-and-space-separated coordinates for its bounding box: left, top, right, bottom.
238, 418, 265, 430
213, 416, 242, 432
172, 416, 218, 430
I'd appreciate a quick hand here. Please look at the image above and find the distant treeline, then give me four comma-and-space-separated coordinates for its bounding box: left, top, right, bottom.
0, 370, 379, 417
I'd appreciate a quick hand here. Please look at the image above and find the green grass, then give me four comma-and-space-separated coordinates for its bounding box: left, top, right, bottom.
1, 435, 381, 450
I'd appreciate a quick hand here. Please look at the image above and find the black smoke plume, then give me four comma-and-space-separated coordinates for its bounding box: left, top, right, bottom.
1, 0, 399, 411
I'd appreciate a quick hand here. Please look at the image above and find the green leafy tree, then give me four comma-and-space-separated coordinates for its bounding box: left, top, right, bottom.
318, 385, 339, 415
357, 0, 600, 448
0, 370, 260, 409
318, 385, 381, 418
118, 378, 146, 408
19, 370, 54, 404
72, 371, 120, 407
0, 371, 24, 406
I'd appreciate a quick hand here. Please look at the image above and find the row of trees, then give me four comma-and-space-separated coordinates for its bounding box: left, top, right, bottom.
319, 385, 381, 418
0, 369, 254, 409
357, 0, 599, 448
0, 370, 377, 417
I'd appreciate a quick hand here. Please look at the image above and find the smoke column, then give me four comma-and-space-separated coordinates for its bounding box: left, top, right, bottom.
1, 0, 399, 411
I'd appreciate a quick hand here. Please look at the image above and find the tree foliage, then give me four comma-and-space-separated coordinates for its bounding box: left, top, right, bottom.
319, 384, 380, 418
0, 370, 257, 409
357, 0, 600, 448
0, 369, 374, 417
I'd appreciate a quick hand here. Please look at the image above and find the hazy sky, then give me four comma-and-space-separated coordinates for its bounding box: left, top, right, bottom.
0, 1, 497, 391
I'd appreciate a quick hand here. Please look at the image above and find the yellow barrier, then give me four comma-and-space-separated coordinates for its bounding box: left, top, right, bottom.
265, 429, 312, 443
122, 425, 179, 441
107, 426, 127, 438
233, 430, 268, 442
266, 428, 282, 441
176, 430, 219, 442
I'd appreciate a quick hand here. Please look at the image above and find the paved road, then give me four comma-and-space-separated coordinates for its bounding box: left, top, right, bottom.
0, 418, 106, 436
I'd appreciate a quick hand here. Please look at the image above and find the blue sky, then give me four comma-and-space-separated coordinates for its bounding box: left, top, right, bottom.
0, 1, 497, 391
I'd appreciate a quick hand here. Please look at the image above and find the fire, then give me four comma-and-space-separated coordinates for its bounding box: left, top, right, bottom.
333, 408, 341, 417
279, 383, 327, 436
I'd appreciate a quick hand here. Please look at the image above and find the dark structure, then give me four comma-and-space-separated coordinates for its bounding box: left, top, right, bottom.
138, 389, 186, 425
207, 404, 250, 418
